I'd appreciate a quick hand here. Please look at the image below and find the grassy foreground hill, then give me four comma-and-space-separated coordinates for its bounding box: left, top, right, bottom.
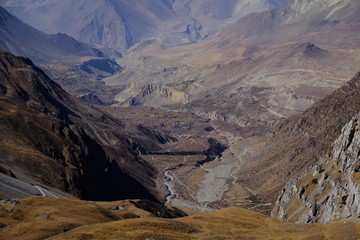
1, 197, 359, 240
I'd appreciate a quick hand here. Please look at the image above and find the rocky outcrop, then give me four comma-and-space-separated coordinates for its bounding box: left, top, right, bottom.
130, 84, 187, 107
78, 92, 105, 106
302, 42, 328, 58
79, 58, 123, 76
114, 83, 188, 107
272, 112, 360, 223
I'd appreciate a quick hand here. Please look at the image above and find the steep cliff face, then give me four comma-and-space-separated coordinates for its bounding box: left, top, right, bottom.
272, 113, 360, 223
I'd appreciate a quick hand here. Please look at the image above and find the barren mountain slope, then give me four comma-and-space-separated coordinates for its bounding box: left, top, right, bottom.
95, 0, 360, 212
0, 0, 283, 50
0, 0, 175, 50
0, 6, 103, 63
107, 0, 360, 117
0, 50, 166, 201
0, 6, 124, 101
1, 0, 359, 217
170, 0, 283, 31
213, 0, 360, 47
230, 72, 360, 206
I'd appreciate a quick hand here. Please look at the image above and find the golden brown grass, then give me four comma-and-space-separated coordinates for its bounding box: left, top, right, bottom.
51, 207, 360, 240
0, 197, 161, 240
2, 197, 359, 240
353, 172, 360, 183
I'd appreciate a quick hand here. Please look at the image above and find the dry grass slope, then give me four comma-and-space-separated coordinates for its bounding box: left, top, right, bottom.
1, 197, 359, 240
0, 197, 182, 240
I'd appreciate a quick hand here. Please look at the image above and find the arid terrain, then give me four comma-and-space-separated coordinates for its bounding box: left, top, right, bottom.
1, 0, 360, 239
91, 0, 360, 211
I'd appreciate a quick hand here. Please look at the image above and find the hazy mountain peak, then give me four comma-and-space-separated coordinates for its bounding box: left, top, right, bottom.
0, 0, 287, 50
0, 6, 104, 63
280, 0, 355, 24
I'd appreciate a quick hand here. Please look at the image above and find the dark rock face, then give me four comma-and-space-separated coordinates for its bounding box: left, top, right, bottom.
78, 93, 105, 105
130, 199, 187, 218
302, 42, 327, 58
304, 42, 317, 51
0, 166, 16, 178
0, 50, 162, 202
195, 138, 228, 167
0, 83, 7, 95
204, 126, 215, 132
79, 58, 122, 75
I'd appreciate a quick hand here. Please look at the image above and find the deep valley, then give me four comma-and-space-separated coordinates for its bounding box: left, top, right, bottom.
1, 0, 360, 239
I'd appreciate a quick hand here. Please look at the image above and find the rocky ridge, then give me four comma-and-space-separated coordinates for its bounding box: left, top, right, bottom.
0, 0, 284, 50
216, 0, 360, 46
272, 112, 360, 223
0, 6, 103, 63
130, 84, 188, 107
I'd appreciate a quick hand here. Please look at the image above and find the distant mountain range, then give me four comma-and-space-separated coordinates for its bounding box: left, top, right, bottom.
0, 6, 104, 63
216, 0, 360, 46
0, 0, 285, 50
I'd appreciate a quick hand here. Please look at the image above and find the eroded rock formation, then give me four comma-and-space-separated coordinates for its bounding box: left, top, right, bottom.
272, 112, 360, 223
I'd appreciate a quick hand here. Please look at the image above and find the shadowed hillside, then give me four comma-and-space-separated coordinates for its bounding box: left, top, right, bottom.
0, 50, 167, 201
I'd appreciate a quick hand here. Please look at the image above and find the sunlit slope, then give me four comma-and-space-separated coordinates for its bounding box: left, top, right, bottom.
1, 197, 359, 240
